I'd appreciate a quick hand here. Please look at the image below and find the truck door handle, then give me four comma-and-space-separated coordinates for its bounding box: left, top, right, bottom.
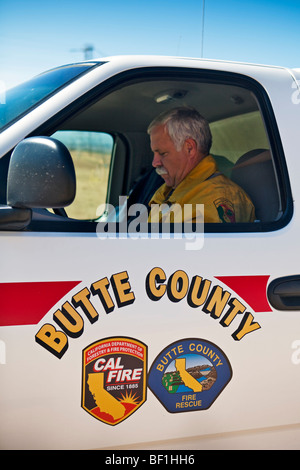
267, 275, 300, 310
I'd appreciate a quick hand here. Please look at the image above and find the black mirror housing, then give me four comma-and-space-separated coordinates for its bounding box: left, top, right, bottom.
7, 137, 76, 208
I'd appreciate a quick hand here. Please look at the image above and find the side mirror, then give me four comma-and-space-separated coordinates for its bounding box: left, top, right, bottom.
0, 136, 76, 230
7, 136, 76, 208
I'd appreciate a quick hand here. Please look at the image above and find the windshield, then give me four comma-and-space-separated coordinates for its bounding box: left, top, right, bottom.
0, 62, 104, 131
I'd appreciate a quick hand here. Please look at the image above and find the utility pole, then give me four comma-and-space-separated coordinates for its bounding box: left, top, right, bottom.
83, 44, 94, 60
71, 44, 95, 60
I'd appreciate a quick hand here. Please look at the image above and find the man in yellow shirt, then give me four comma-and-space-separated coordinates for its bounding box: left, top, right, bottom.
147, 107, 255, 224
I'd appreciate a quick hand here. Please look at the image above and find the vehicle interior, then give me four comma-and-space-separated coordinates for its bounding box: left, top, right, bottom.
0, 68, 287, 232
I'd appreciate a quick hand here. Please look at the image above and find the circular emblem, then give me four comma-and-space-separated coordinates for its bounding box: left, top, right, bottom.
148, 338, 232, 413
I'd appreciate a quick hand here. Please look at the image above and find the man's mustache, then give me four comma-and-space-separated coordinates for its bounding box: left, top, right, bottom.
155, 166, 168, 176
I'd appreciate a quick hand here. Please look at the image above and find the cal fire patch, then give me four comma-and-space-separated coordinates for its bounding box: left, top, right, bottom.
82, 337, 147, 425
148, 338, 232, 413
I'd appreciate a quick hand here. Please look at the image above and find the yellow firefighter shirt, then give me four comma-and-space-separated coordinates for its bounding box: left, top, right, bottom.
148, 155, 255, 223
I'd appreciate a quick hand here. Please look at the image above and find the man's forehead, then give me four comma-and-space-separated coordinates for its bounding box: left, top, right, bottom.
150, 125, 172, 146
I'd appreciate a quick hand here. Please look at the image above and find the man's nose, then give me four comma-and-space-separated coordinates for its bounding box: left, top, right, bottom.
152, 152, 161, 168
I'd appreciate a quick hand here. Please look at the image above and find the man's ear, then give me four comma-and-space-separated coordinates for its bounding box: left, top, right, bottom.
184, 138, 198, 160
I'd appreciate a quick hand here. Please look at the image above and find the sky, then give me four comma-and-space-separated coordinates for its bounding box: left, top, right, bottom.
0, 0, 300, 89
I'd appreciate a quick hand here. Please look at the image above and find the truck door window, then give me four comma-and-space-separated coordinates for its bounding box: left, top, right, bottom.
1, 69, 291, 233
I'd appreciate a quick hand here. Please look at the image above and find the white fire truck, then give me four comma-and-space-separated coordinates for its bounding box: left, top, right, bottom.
0, 56, 299, 449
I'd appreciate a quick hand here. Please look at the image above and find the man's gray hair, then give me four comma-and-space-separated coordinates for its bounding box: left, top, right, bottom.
147, 107, 212, 155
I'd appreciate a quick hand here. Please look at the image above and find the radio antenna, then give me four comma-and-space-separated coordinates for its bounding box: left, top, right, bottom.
201, 0, 205, 58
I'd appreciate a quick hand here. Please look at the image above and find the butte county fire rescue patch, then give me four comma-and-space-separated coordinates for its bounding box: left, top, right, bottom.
148, 338, 232, 413
82, 337, 147, 425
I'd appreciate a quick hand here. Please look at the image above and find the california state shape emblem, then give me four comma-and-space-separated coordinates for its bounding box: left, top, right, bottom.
82, 337, 147, 425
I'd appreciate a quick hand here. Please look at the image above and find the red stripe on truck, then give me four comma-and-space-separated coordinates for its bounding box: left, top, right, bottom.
215, 275, 272, 312
0, 281, 81, 326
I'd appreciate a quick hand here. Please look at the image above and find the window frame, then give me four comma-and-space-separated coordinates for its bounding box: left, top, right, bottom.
10, 66, 293, 234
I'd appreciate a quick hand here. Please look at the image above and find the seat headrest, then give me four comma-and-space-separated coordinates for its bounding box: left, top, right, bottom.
231, 149, 280, 223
